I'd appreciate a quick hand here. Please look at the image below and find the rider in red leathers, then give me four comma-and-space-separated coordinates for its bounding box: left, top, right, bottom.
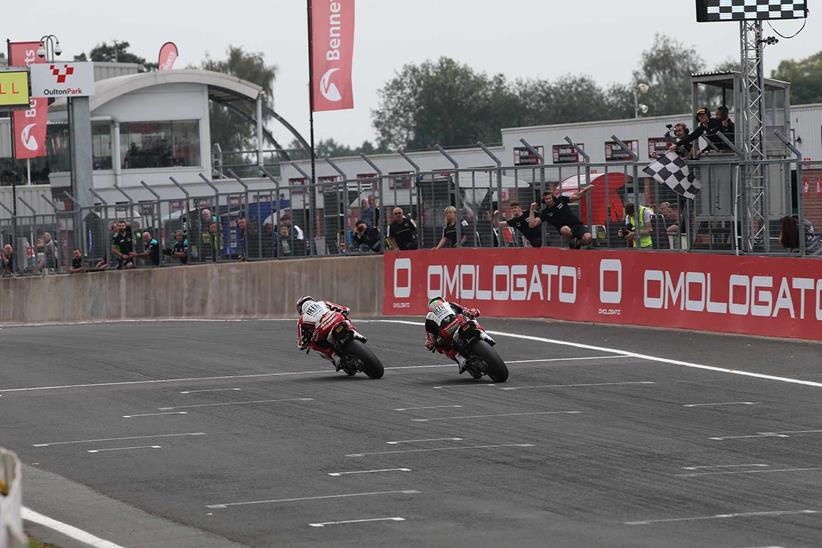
424, 296, 481, 373
296, 296, 351, 366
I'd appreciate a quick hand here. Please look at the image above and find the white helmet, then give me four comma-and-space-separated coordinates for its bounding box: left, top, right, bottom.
296, 295, 315, 314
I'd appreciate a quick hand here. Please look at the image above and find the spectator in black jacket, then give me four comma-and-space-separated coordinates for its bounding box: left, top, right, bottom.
387, 208, 418, 250
352, 220, 382, 253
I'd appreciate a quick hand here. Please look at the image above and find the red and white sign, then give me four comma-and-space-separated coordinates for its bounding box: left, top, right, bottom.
384, 248, 822, 342
158, 42, 179, 71
30, 62, 95, 98
311, 0, 355, 112
8, 41, 48, 160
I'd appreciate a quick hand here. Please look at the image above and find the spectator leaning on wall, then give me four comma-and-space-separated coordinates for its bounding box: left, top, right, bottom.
1, 244, 14, 276
134, 231, 161, 267
43, 231, 58, 273
69, 249, 86, 273
387, 208, 418, 251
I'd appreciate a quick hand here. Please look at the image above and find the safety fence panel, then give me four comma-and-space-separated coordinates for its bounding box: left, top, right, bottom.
384, 248, 822, 341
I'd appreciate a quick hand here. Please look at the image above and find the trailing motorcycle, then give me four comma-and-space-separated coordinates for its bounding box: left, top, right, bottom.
438, 314, 509, 382
305, 311, 385, 379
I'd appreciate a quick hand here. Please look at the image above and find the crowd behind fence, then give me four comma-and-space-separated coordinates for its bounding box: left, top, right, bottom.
1, 149, 821, 277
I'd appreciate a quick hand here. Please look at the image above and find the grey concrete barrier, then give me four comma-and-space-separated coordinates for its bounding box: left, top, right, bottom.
0, 256, 384, 324
0, 448, 25, 548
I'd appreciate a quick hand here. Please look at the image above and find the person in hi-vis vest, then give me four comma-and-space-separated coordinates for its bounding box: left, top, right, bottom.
621, 203, 653, 249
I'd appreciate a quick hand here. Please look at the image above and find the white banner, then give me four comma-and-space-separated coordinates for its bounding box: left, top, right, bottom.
30, 62, 95, 98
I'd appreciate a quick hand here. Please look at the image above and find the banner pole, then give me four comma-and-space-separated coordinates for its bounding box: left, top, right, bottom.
8, 39, 19, 259
306, 0, 317, 255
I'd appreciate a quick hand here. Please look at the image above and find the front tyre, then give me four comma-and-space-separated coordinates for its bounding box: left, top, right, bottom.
344, 340, 385, 379
468, 340, 509, 383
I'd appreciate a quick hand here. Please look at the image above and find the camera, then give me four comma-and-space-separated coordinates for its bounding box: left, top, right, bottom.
618, 222, 635, 238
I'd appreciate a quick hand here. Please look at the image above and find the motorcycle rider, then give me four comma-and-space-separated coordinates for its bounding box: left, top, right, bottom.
424, 296, 481, 373
296, 296, 352, 367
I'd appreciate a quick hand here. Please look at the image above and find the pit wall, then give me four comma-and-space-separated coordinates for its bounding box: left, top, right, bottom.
0, 256, 383, 324
384, 248, 822, 342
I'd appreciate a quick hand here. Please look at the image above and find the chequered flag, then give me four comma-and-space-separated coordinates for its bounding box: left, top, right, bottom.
644, 151, 702, 200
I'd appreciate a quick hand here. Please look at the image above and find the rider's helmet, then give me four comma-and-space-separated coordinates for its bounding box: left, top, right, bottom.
296, 295, 315, 314
428, 296, 445, 312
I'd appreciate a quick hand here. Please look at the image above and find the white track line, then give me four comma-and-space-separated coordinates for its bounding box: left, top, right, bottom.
158, 398, 313, 410
677, 467, 822, 478
682, 464, 770, 471
87, 445, 161, 454
122, 411, 188, 419
179, 388, 242, 394
412, 411, 580, 422
377, 320, 822, 391
207, 490, 420, 509
394, 405, 463, 412
33, 432, 205, 447
711, 429, 822, 441
625, 509, 821, 525
328, 468, 411, 477
432, 384, 495, 390
346, 443, 534, 457
22, 507, 125, 548
386, 437, 462, 445
507, 356, 630, 365
684, 402, 758, 407
501, 381, 654, 391
309, 517, 405, 527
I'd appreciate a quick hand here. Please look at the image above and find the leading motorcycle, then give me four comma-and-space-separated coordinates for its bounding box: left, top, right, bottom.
307, 312, 385, 379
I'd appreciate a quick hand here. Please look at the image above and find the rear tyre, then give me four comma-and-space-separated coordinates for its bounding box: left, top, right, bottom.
468, 340, 509, 383
344, 340, 385, 379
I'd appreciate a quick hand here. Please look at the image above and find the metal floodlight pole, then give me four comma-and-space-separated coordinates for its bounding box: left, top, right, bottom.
436, 144, 462, 246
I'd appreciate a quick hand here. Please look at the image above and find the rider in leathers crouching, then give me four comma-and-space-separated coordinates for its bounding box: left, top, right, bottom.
424, 296, 481, 373
296, 295, 351, 367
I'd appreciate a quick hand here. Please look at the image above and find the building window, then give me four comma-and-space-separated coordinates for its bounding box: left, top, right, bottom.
120, 120, 200, 169
92, 121, 112, 170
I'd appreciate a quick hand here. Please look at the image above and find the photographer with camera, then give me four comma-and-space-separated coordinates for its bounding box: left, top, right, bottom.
620, 203, 654, 249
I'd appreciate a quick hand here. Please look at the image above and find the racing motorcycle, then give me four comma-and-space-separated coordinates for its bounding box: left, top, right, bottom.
307, 312, 385, 379
439, 313, 509, 382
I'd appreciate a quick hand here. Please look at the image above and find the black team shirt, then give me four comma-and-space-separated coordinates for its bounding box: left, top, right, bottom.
539, 196, 582, 230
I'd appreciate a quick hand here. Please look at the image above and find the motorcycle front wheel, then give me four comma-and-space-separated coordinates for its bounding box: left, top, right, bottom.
467, 340, 509, 383
343, 340, 385, 379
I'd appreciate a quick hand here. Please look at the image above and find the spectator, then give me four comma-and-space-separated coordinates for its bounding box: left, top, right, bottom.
621, 203, 654, 249
387, 208, 418, 250
361, 196, 378, 228
236, 217, 249, 261
352, 220, 382, 253
275, 224, 293, 257
666, 123, 693, 158
207, 222, 222, 262
43, 231, 58, 272
34, 238, 46, 273
658, 201, 682, 239
69, 249, 86, 273
493, 202, 543, 248
111, 220, 135, 269
528, 188, 594, 249
280, 213, 305, 240
434, 206, 468, 249
134, 231, 160, 267
1, 244, 14, 276
680, 107, 725, 154
715, 105, 735, 146
780, 216, 822, 255
170, 230, 189, 264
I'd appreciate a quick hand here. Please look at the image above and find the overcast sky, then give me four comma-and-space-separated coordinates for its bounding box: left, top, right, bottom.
9, 0, 820, 148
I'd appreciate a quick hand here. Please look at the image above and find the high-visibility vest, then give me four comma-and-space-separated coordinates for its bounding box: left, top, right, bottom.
629, 206, 653, 249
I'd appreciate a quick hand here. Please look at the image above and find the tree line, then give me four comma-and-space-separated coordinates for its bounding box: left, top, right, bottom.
70, 36, 822, 155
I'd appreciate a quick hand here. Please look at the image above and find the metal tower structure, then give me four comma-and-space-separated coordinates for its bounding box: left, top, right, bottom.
739, 20, 767, 251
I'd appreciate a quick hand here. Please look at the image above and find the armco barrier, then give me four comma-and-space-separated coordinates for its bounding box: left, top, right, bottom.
0, 448, 25, 548
384, 249, 822, 342
0, 256, 383, 324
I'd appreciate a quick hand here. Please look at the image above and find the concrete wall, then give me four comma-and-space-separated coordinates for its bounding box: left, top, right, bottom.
0, 256, 383, 324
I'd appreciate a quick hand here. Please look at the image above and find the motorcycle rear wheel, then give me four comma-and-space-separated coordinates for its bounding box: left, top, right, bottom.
467, 340, 509, 383
344, 340, 385, 379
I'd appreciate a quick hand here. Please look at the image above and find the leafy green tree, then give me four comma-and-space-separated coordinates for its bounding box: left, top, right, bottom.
632, 34, 705, 116
287, 138, 385, 160
74, 41, 157, 70
516, 75, 629, 126
203, 46, 278, 152
772, 52, 822, 105
372, 57, 519, 150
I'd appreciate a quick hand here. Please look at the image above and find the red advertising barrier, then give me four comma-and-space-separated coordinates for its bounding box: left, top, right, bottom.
384, 248, 822, 342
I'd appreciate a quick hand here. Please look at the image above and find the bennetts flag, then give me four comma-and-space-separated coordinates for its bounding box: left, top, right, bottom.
311, 0, 355, 112
644, 151, 702, 200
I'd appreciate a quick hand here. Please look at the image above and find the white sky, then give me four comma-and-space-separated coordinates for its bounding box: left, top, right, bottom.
9, 0, 820, 149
